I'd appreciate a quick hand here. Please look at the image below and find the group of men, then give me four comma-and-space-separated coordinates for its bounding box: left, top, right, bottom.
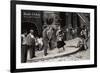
21, 29, 36, 63
21, 24, 62, 63
79, 25, 89, 50
21, 24, 55, 63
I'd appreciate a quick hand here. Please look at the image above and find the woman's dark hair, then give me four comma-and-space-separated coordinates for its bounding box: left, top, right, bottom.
46, 18, 54, 25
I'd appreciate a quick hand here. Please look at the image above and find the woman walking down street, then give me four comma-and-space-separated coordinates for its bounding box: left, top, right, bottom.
56, 26, 65, 53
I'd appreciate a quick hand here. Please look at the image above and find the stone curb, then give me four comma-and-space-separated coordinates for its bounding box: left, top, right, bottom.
27, 47, 80, 62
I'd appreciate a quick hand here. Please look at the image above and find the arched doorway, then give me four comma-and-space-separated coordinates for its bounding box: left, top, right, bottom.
21, 22, 39, 37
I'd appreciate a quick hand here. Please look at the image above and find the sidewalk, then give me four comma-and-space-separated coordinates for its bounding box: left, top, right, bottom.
27, 37, 82, 62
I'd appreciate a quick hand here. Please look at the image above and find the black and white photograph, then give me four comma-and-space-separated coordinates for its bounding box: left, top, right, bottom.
11, 1, 97, 72
21, 10, 90, 63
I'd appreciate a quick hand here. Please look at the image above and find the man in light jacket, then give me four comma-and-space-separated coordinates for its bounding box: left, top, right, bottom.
27, 29, 36, 59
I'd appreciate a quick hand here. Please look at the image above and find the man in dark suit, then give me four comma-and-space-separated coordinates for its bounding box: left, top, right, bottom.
21, 31, 28, 63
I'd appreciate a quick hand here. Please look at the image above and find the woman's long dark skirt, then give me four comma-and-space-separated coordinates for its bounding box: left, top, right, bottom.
57, 41, 65, 48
